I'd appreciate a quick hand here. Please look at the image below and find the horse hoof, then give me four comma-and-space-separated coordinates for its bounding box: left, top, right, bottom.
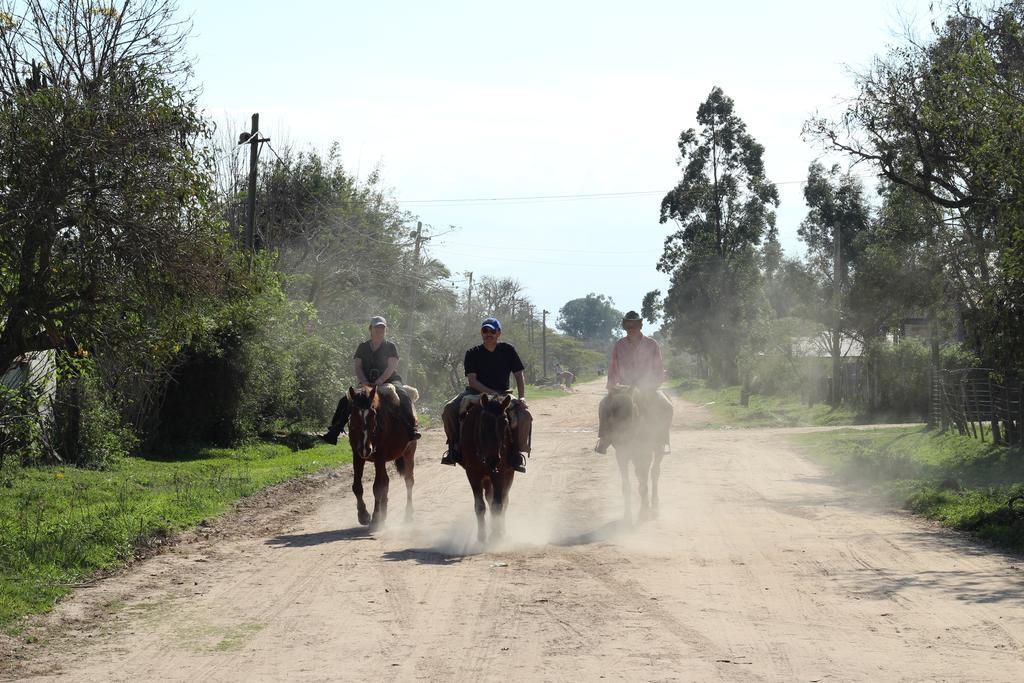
357, 511, 371, 526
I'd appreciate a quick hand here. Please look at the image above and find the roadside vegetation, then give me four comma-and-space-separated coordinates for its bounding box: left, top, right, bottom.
651, 1, 1022, 430
667, 379, 860, 428
0, 441, 351, 632
788, 428, 1024, 552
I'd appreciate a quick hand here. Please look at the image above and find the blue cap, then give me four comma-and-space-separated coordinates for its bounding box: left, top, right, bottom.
481, 317, 501, 331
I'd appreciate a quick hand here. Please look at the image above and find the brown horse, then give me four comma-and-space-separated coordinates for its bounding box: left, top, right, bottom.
604, 386, 664, 525
347, 384, 418, 531
459, 393, 517, 543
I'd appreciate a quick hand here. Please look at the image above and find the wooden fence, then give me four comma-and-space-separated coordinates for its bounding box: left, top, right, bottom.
932, 369, 1023, 445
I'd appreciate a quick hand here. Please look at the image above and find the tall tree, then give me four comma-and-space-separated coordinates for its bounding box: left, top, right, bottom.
799, 163, 872, 404
658, 87, 779, 383
806, 0, 1024, 372
0, 0, 227, 376
640, 290, 662, 324
557, 293, 622, 350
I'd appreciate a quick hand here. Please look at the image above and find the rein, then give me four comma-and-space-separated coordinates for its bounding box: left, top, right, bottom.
476, 404, 513, 472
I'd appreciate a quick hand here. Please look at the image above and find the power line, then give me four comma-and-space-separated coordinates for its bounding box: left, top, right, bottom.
391, 173, 878, 207
434, 248, 656, 269
435, 239, 656, 255
398, 190, 663, 204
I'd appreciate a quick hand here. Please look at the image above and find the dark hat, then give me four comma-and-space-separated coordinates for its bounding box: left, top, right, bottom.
622, 311, 642, 323
481, 317, 502, 332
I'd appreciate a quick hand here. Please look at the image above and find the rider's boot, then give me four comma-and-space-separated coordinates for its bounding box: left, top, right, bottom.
441, 443, 460, 466
508, 451, 527, 473
321, 398, 350, 446
319, 426, 342, 446
405, 417, 421, 441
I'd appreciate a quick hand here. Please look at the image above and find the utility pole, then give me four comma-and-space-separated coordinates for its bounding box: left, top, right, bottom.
239, 113, 269, 271
831, 222, 843, 407
406, 222, 425, 382
465, 271, 474, 321
542, 309, 549, 379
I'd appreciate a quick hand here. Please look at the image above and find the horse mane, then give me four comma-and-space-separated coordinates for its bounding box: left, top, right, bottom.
463, 394, 514, 471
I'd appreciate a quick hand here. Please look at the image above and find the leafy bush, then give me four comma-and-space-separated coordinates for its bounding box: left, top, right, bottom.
155, 269, 354, 445
77, 374, 139, 469
0, 383, 45, 469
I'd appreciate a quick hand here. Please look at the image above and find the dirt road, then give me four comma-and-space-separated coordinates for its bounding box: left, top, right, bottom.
7, 381, 1024, 681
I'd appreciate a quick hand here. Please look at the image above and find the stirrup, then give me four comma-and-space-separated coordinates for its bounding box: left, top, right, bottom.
441, 447, 459, 466
509, 452, 526, 473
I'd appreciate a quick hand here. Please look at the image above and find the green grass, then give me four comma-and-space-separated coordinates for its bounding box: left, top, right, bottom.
0, 440, 352, 631
788, 427, 1024, 551
666, 379, 861, 428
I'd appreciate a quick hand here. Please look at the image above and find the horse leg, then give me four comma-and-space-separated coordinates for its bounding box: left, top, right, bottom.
616, 450, 633, 527
398, 441, 416, 523
370, 459, 389, 531
635, 450, 653, 522
650, 451, 662, 519
352, 455, 370, 526
490, 473, 511, 541
468, 475, 487, 544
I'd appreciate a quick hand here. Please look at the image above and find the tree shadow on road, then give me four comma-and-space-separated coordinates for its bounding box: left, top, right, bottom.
832, 559, 1024, 605
265, 527, 372, 548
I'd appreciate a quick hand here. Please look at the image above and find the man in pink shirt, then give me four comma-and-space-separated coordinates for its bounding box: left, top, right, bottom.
595, 311, 673, 454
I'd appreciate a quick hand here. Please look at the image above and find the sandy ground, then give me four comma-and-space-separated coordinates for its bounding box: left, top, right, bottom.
5, 380, 1024, 682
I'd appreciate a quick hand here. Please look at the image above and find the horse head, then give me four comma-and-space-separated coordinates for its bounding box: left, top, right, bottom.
605, 385, 641, 442
476, 393, 514, 470
348, 385, 380, 459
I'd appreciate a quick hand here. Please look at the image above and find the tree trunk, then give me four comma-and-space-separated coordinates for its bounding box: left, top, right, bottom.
831, 327, 842, 408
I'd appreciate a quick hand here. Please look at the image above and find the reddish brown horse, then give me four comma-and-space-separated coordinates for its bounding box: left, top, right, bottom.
604, 386, 664, 525
347, 384, 418, 531
459, 393, 518, 543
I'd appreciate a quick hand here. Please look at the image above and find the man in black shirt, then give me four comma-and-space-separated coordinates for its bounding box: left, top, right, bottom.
321, 316, 420, 444
441, 317, 533, 473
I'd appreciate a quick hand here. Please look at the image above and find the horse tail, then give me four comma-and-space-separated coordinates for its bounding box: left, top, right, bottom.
395, 456, 406, 474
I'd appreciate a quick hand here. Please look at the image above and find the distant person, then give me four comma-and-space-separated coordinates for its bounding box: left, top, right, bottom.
440, 317, 533, 473
320, 316, 420, 444
595, 310, 673, 454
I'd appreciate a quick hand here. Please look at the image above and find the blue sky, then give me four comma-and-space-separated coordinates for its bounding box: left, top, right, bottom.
178, 0, 935, 321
